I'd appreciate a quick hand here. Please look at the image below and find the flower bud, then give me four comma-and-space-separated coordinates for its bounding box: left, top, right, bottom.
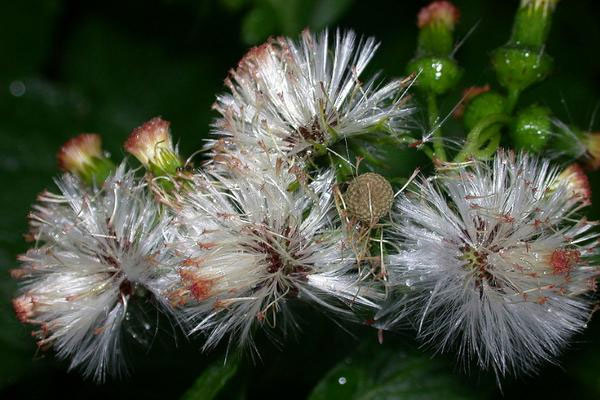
511, 0, 560, 48
124, 117, 182, 177
491, 46, 552, 93
463, 91, 507, 131
510, 104, 552, 152
453, 85, 491, 118
407, 56, 462, 95
57, 133, 115, 186
345, 173, 394, 223
417, 1, 460, 56
552, 164, 591, 201
583, 132, 600, 170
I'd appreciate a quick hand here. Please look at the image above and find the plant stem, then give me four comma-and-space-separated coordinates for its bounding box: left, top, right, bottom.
454, 113, 511, 162
427, 93, 447, 161
506, 87, 520, 113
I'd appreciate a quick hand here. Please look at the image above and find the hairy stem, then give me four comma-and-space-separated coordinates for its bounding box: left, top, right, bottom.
427, 93, 447, 162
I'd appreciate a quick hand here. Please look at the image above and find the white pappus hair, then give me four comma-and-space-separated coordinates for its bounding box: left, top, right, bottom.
12, 163, 178, 381
210, 29, 414, 159
378, 150, 599, 377
169, 153, 381, 351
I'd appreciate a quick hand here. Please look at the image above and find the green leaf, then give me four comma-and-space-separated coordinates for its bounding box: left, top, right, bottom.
180, 356, 241, 400
308, 340, 483, 400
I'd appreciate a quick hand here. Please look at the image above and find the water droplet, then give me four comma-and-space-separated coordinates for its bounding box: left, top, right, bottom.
405, 279, 412, 287
338, 376, 347, 385
9, 80, 26, 97
583, 323, 588, 329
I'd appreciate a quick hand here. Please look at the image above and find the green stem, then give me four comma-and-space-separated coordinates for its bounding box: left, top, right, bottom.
506, 87, 520, 114
454, 113, 511, 162
349, 142, 387, 168
327, 152, 353, 183
427, 93, 447, 161
476, 129, 502, 159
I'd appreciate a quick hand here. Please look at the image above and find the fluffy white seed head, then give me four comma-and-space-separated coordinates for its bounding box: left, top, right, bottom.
210, 29, 413, 159
378, 151, 599, 377
170, 153, 381, 351
13, 163, 178, 381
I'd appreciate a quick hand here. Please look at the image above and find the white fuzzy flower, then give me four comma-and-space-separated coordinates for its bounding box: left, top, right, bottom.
169, 153, 380, 350
12, 163, 178, 381
210, 29, 413, 158
378, 151, 599, 376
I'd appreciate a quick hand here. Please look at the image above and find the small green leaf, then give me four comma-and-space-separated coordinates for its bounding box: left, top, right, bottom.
308, 340, 483, 400
180, 356, 241, 400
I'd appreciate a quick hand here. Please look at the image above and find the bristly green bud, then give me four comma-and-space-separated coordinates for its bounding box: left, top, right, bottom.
57, 133, 115, 186
407, 56, 462, 95
124, 117, 183, 179
417, 1, 460, 56
510, 104, 552, 152
511, 0, 560, 48
409, 2, 462, 96
491, 46, 552, 94
492, 0, 558, 97
463, 91, 507, 131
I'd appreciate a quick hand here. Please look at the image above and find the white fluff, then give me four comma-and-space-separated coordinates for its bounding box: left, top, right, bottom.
170, 153, 381, 351
14, 163, 178, 381
210, 29, 413, 158
378, 151, 599, 376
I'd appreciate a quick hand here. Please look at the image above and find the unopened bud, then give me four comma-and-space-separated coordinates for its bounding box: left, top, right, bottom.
510, 104, 552, 152
124, 117, 182, 177
417, 1, 460, 56
552, 164, 591, 201
453, 85, 491, 118
57, 134, 115, 186
512, 0, 560, 48
491, 46, 552, 94
407, 57, 462, 95
463, 91, 507, 131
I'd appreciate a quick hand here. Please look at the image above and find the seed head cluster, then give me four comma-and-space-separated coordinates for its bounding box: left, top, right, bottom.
9, 25, 599, 385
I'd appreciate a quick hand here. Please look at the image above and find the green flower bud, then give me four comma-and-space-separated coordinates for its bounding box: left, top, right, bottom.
510, 104, 552, 152
417, 1, 460, 56
57, 133, 115, 186
491, 46, 552, 93
463, 91, 507, 131
407, 56, 462, 95
511, 0, 560, 48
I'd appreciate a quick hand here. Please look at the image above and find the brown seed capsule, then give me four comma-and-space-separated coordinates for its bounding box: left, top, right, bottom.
344, 173, 394, 222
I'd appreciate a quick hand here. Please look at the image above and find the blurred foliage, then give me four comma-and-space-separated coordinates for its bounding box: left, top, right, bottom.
180, 356, 240, 400
308, 340, 484, 400
1, 0, 600, 399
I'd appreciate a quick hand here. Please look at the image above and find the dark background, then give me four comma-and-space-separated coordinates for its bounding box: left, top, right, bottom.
1, 0, 600, 398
